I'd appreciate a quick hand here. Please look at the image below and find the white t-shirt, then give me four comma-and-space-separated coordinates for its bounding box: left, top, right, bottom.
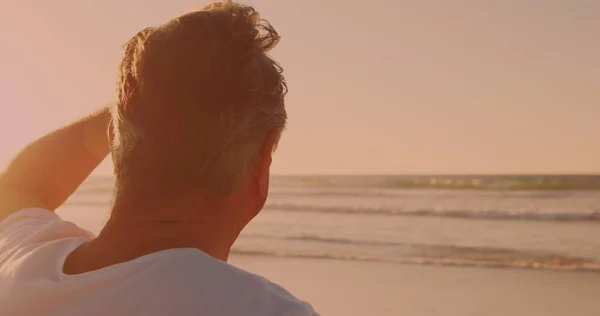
0, 208, 318, 316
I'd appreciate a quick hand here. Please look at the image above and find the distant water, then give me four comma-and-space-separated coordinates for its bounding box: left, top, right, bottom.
58, 175, 600, 272
273, 175, 600, 191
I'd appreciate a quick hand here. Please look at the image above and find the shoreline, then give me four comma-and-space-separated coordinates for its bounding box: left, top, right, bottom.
230, 249, 600, 273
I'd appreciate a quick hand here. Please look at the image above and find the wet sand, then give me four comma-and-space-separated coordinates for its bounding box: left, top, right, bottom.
232, 255, 600, 316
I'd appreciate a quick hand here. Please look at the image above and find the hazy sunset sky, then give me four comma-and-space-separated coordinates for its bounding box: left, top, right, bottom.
0, 0, 598, 175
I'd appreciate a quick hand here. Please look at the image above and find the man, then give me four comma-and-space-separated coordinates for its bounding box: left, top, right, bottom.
0, 1, 317, 315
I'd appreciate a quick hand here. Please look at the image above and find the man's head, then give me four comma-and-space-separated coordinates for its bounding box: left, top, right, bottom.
110, 1, 286, 218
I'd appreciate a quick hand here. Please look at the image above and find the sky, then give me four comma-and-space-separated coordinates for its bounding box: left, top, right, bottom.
0, 0, 598, 175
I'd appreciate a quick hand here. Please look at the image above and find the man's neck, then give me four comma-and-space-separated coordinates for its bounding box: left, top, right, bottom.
80, 200, 241, 268
63, 216, 235, 275
97, 215, 236, 262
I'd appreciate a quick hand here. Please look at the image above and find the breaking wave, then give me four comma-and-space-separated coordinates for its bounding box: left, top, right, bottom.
272, 175, 600, 191
264, 203, 600, 221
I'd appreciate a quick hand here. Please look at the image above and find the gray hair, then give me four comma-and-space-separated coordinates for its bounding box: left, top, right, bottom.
111, 1, 287, 197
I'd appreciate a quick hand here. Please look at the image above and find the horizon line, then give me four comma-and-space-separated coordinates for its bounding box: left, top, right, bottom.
91, 173, 600, 177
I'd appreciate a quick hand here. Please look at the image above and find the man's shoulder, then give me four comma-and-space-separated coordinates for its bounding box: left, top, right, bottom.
0, 208, 93, 253
167, 251, 317, 315
232, 266, 315, 313
220, 267, 317, 315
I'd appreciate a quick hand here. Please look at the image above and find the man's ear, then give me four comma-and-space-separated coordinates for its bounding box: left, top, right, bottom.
107, 119, 115, 148
255, 129, 280, 198
260, 130, 279, 164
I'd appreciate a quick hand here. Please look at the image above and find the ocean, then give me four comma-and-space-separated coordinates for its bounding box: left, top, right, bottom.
57, 175, 600, 272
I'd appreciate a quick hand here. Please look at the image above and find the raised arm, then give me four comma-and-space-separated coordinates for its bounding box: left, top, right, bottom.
0, 107, 111, 221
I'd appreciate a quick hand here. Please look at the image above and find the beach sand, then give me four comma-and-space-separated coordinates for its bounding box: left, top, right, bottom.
232, 255, 600, 316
